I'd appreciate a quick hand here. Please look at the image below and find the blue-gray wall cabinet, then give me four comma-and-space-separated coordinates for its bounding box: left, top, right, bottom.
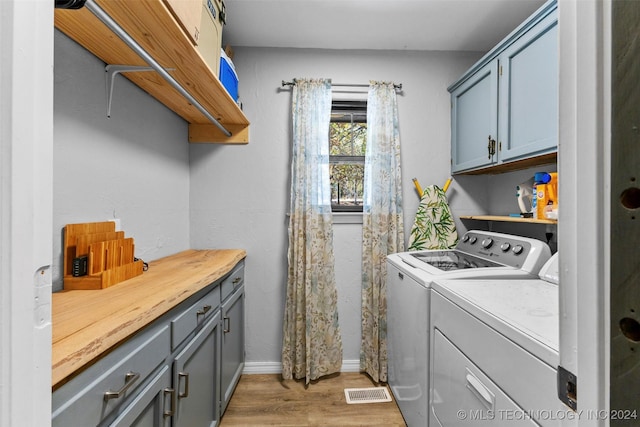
498, 11, 558, 164
449, 1, 558, 174
450, 61, 499, 172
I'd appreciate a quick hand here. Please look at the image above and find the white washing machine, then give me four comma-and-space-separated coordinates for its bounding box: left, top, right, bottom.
429, 254, 561, 427
386, 230, 552, 427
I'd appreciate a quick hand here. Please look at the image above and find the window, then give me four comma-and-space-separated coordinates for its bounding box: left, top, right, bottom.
329, 100, 367, 212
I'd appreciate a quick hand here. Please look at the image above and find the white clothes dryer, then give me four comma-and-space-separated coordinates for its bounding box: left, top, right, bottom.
429, 254, 561, 427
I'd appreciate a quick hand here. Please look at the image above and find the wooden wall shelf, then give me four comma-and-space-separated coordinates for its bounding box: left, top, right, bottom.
455, 153, 557, 175
55, 0, 249, 144
460, 215, 557, 225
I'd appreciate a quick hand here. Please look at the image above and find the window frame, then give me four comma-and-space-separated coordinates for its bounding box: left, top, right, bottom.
329, 100, 367, 213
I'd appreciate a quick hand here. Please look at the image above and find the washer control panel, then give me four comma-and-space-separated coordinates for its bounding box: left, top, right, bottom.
457, 231, 535, 268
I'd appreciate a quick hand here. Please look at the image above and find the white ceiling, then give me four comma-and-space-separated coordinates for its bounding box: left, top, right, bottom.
222, 0, 548, 52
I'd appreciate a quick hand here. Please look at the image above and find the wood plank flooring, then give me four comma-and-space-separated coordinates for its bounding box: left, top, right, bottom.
219, 373, 407, 426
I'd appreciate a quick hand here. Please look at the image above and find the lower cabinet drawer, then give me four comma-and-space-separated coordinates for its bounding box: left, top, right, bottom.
108, 364, 172, 427
171, 286, 221, 350
52, 325, 170, 427
221, 262, 244, 302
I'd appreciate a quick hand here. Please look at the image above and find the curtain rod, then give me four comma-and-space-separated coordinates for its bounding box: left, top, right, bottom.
281, 80, 402, 90
77, 0, 232, 137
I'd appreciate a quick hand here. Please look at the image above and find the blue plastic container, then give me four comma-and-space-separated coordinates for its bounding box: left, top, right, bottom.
219, 55, 238, 101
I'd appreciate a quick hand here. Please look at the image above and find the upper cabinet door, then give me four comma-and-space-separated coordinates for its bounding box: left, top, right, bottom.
499, 12, 558, 163
448, 0, 558, 174
450, 60, 499, 173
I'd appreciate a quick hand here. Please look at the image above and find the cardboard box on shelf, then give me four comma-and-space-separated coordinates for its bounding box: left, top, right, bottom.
224, 44, 234, 60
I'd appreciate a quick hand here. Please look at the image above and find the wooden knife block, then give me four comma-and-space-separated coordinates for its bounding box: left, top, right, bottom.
63, 221, 144, 290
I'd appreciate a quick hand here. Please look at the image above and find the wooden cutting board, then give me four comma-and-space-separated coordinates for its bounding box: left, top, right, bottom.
88, 238, 134, 273
63, 222, 143, 290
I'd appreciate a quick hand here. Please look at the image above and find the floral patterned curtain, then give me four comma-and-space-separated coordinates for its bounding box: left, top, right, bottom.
360, 81, 404, 383
282, 78, 343, 384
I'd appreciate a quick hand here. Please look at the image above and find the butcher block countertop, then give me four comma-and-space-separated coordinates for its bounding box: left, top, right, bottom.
52, 249, 246, 388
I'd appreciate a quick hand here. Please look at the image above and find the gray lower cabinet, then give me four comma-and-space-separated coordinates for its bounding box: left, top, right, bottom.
108, 365, 172, 427
52, 325, 171, 427
173, 312, 221, 427
52, 260, 245, 427
221, 284, 245, 414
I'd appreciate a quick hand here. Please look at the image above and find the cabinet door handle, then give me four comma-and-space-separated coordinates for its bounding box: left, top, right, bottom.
232, 277, 242, 285
104, 371, 140, 400
466, 370, 494, 410
196, 304, 212, 320
223, 316, 231, 334
178, 372, 190, 398
487, 135, 496, 159
163, 388, 175, 417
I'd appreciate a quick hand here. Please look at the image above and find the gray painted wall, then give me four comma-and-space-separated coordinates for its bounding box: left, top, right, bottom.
52, 35, 557, 369
53, 31, 191, 291
188, 47, 484, 367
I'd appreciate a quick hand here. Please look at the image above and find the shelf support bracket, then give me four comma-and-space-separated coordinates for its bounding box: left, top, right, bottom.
105, 65, 175, 119
84, 0, 232, 137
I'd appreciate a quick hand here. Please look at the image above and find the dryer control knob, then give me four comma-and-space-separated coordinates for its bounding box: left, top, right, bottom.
512, 245, 524, 255
500, 242, 511, 252
481, 238, 494, 249
469, 236, 478, 244
462, 235, 470, 243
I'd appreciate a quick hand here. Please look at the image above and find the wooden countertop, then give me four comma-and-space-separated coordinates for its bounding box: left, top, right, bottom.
52, 249, 246, 388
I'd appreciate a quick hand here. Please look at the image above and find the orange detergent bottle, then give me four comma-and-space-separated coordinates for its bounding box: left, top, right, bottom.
533, 172, 558, 219
533, 172, 549, 219
543, 172, 558, 220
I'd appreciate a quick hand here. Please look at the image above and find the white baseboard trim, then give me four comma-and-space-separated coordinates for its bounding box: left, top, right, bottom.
242, 362, 281, 374
242, 359, 361, 375
340, 359, 361, 372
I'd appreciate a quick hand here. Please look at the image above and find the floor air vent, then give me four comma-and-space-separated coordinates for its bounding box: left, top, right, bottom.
344, 387, 393, 404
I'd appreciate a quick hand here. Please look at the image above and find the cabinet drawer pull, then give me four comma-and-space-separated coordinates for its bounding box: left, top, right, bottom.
163, 388, 175, 417
232, 277, 242, 285
178, 372, 190, 398
224, 316, 231, 334
196, 304, 212, 319
104, 371, 140, 400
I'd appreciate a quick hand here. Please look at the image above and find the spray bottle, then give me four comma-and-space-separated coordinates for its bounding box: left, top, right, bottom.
516, 177, 535, 216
